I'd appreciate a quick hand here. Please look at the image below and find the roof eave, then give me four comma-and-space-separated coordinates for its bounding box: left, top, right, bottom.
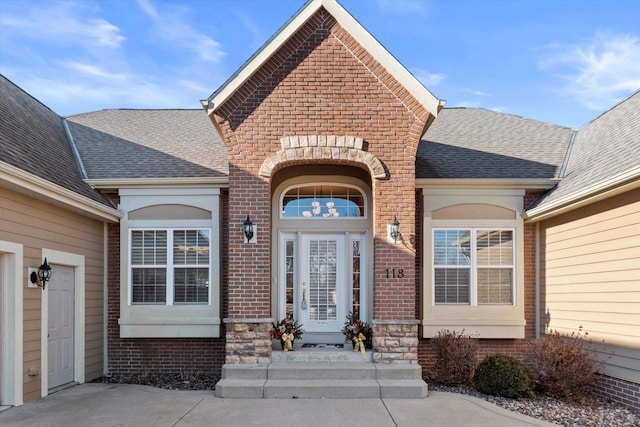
204, 0, 440, 119
85, 177, 229, 189
416, 178, 558, 190
524, 167, 640, 223
1, 162, 122, 222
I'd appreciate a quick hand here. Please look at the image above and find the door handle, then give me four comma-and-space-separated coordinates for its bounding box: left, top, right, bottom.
301, 284, 307, 309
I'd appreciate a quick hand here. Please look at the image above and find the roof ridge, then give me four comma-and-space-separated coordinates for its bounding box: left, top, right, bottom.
576, 89, 640, 130
0, 74, 62, 119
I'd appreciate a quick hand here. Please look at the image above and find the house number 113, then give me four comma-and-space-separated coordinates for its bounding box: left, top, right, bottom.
385, 268, 404, 279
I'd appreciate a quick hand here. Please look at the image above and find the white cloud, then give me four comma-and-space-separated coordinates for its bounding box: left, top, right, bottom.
539, 31, 640, 110
136, 0, 225, 64
0, 2, 125, 49
412, 68, 447, 87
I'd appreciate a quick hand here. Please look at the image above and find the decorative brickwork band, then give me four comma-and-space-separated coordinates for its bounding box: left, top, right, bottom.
224, 318, 273, 364
372, 319, 420, 364
259, 135, 387, 179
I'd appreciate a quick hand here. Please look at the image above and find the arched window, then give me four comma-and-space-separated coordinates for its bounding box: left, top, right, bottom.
281, 184, 365, 218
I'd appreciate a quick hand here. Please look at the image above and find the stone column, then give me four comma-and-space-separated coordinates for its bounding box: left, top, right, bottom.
224, 318, 273, 364
372, 319, 420, 364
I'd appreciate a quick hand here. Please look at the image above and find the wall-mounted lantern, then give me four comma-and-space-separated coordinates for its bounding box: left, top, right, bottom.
30, 258, 52, 290
243, 214, 256, 243
389, 216, 400, 243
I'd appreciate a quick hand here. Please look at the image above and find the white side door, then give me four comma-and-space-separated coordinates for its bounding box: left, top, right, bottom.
48, 265, 74, 389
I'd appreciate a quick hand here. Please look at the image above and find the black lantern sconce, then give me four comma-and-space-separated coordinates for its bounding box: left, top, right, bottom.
30, 258, 52, 290
243, 214, 255, 243
389, 215, 400, 243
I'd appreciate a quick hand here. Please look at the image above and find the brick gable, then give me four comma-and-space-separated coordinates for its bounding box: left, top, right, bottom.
212, 7, 433, 321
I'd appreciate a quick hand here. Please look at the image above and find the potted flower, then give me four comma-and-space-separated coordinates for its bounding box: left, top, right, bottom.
271, 317, 304, 351
342, 312, 372, 350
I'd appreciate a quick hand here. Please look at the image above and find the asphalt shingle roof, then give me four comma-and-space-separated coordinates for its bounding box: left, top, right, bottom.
0, 75, 113, 207
535, 91, 640, 208
66, 109, 228, 179
417, 108, 573, 179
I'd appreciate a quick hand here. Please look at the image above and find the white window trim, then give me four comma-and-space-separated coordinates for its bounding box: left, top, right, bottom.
279, 182, 368, 219
0, 240, 23, 406
422, 188, 526, 339
119, 188, 221, 338
433, 228, 516, 306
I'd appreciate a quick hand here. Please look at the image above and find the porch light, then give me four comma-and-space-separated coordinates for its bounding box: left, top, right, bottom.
30, 258, 52, 290
243, 214, 254, 243
390, 216, 400, 243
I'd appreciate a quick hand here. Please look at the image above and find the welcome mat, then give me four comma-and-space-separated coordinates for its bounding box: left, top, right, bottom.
301, 343, 344, 348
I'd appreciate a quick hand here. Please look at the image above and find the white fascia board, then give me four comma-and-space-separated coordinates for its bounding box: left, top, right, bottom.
1, 162, 122, 222
524, 167, 640, 222
416, 178, 557, 190
206, 0, 441, 118
322, 0, 440, 116
85, 177, 229, 189
206, 0, 323, 114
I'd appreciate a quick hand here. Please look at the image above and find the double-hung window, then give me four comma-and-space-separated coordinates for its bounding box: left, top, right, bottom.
434, 229, 514, 305
130, 229, 210, 305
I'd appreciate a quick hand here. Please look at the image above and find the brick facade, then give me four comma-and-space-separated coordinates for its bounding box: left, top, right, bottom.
211, 8, 434, 361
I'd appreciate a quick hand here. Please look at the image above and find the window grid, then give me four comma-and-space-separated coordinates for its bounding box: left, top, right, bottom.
352, 239, 361, 319
282, 185, 365, 218
131, 229, 211, 305
433, 229, 514, 305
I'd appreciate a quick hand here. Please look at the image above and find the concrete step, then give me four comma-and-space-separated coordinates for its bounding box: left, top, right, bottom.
264, 379, 381, 399
215, 379, 265, 398
271, 348, 372, 363
268, 362, 376, 380
220, 364, 267, 380
216, 359, 429, 399
378, 379, 428, 399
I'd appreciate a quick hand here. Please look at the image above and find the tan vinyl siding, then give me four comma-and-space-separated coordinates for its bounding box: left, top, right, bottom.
0, 187, 107, 402
541, 188, 640, 382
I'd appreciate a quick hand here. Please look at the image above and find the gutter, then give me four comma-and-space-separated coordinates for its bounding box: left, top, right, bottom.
524, 167, 640, 222
85, 177, 229, 189
415, 178, 557, 190
1, 162, 122, 222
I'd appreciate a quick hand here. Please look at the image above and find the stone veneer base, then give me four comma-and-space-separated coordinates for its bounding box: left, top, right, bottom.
372, 319, 420, 364
224, 318, 273, 364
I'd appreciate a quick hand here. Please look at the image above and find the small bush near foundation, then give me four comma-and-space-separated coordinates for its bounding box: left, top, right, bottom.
527, 328, 601, 400
430, 329, 479, 386
474, 354, 533, 399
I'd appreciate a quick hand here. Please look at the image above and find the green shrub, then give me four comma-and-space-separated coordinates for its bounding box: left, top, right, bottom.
527, 328, 601, 400
474, 354, 533, 399
429, 329, 479, 386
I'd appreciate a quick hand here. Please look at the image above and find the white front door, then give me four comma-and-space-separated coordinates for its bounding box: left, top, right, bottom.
280, 232, 367, 336
48, 265, 74, 389
300, 234, 346, 333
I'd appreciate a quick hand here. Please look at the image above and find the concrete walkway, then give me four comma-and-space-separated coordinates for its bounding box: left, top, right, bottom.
0, 383, 556, 427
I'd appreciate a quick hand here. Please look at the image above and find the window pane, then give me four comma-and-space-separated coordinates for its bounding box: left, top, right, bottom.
174, 267, 209, 304
132, 230, 166, 265
434, 230, 471, 265
477, 268, 513, 304
434, 268, 470, 304
174, 230, 210, 265
282, 185, 365, 218
477, 230, 513, 266
309, 239, 338, 320
132, 268, 166, 304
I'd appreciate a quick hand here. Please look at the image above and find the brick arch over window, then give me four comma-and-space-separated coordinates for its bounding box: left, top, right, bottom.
259, 135, 387, 179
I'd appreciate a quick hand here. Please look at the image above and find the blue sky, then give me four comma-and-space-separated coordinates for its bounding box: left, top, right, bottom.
1, 0, 638, 129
